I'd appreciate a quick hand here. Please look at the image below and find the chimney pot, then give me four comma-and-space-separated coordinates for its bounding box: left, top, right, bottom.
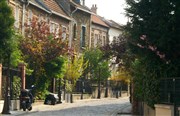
91, 4, 97, 14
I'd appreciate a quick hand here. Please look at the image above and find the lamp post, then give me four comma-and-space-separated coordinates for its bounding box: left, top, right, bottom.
81, 79, 84, 100
2, 53, 11, 114
105, 79, 109, 98
58, 78, 62, 104
97, 63, 101, 99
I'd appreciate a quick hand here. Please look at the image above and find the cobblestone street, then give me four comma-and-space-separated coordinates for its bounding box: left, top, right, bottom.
2, 97, 131, 116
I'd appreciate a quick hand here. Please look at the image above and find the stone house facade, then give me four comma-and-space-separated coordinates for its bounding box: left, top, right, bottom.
8, 0, 71, 38
91, 14, 109, 48
6, 0, 71, 94
56, 0, 92, 53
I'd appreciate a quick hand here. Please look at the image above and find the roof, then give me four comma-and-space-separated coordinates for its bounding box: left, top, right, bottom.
70, 1, 92, 14
29, 0, 51, 13
102, 18, 122, 30
29, 0, 71, 20
55, 0, 71, 15
56, 0, 92, 15
43, 0, 71, 20
92, 15, 109, 28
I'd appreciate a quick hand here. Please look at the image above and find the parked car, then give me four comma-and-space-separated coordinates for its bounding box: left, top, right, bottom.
44, 93, 59, 105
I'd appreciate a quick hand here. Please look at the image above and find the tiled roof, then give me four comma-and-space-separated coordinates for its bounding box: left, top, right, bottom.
29, 0, 70, 20
102, 18, 122, 29
70, 1, 92, 14
92, 15, 109, 28
43, 0, 69, 18
55, 0, 71, 15
29, 0, 51, 13
56, 0, 91, 15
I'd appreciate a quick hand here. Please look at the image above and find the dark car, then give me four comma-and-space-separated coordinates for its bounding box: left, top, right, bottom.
44, 93, 59, 105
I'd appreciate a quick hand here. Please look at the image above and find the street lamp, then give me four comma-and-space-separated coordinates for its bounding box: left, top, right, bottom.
81, 79, 84, 100
58, 78, 62, 104
97, 63, 101, 99
2, 53, 11, 114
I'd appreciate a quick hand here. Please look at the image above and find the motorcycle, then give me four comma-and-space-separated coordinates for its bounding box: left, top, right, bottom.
20, 88, 34, 111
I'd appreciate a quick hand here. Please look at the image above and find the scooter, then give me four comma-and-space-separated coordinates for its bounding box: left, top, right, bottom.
20, 86, 34, 111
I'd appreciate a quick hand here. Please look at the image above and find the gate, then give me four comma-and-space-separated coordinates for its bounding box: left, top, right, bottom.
159, 77, 180, 116
0, 63, 26, 99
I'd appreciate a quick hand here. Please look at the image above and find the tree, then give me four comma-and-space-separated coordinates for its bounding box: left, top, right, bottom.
20, 16, 69, 96
84, 48, 104, 79
64, 53, 87, 92
84, 48, 110, 85
100, 34, 132, 86
0, 0, 14, 64
125, 0, 180, 109
0, 0, 23, 114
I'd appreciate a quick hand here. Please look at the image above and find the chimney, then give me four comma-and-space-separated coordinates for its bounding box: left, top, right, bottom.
91, 4, 97, 14
82, 0, 85, 6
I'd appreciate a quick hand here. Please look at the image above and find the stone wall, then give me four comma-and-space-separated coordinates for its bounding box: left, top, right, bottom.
155, 104, 174, 116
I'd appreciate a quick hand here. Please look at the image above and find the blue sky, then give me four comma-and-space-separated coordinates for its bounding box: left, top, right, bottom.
85, 0, 128, 25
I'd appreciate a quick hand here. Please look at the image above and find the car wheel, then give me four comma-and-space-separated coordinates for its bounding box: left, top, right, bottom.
28, 106, 32, 111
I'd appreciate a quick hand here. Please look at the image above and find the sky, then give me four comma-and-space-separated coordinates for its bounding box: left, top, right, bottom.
85, 0, 128, 25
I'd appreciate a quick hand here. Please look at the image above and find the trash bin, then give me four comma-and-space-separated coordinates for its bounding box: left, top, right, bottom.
44, 93, 58, 105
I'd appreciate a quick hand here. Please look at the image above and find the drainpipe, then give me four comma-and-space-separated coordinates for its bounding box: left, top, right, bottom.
89, 14, 92, 48
22, 3, 25, 36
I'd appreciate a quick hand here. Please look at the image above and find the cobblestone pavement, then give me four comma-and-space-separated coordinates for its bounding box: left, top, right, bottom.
1, 97, 131, 116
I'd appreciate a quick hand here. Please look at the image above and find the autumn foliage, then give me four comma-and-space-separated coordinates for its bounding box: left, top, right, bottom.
20, 16, 70, 96
21, 16, 69, 63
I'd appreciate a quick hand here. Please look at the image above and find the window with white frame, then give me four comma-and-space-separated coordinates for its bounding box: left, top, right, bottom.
50, 22, 56, 33
38, 14, 43, 22
102, 36, 106, 46
14, 5, 19, 28
94, 34, 98, 47
62, 26, 67, 41
50, 22, 59, 38
28, 10, 33, 25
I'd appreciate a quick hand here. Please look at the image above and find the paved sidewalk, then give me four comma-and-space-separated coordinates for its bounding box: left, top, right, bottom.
1, 98, 132, 116
114, 102, 132, 116
0, 101, 44, 116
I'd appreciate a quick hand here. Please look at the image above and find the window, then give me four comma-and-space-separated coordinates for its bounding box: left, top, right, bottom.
50, 22, 59, 36
28, 10, 33, 25
50, 23, 55, 33
102, 36, 106, 46
94, 34, 98, 47
38, 14, 43, 22
62, 26, 67, 41
14, 6, 19, 28
81, 26, 86, 48
73, 23, 77, 39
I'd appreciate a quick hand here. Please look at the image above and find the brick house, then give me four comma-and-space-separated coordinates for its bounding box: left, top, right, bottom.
56, 0, 92, 53
90, 5, 109, 48
8, 0, 71, 37
6, 0, 71, 93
